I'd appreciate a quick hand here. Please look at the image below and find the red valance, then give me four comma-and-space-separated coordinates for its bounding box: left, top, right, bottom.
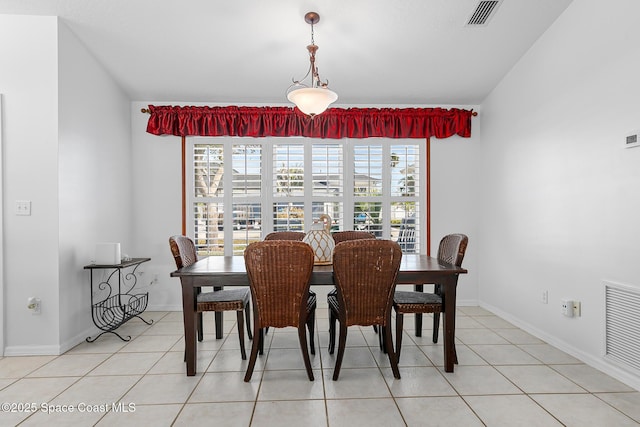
146, 105, 473, 139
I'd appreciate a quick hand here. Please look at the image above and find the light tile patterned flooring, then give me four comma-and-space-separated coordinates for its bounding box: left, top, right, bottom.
1, 306, 639, 426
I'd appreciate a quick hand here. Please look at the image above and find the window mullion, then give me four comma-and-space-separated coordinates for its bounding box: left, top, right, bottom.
303, 140, 313, 229
262, 141, 273, 236
343, 140, 355, 230
223, 140, 234, 256
382, 142, 392, 239
419, 141, 427, 254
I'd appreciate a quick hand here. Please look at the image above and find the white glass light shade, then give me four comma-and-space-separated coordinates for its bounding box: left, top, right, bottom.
287, 87, 338, 116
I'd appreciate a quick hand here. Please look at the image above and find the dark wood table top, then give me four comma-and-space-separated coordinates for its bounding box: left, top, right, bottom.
171, 254, 467, 285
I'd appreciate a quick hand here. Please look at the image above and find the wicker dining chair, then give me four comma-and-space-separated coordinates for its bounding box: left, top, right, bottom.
393, 233, 468, 361
243, 240, 316, 381
264, 231, 306, 241
263, 230, 317, 355
328, 239, 403, 380
169, 235, 252, 360
331, 230, 376, 244
329, 230, 379, 337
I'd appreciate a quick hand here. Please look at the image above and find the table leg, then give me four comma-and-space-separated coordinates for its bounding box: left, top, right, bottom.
181, 278, 197, 376
414, 284, 424, 337
441, 275, 458, 372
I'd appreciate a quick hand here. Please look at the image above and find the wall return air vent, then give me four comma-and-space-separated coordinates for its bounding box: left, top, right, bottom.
604, 281, 640, 375
466, 0, 502, 26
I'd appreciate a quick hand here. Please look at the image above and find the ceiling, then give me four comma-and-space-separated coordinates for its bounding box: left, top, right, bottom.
1, 0, 573, 106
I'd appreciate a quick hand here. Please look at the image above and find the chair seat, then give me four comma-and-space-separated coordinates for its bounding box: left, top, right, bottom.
197, 288, 250, 312
393, 290, 442, 314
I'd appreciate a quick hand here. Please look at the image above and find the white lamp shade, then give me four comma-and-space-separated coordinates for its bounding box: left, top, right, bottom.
287, 87, 338, 116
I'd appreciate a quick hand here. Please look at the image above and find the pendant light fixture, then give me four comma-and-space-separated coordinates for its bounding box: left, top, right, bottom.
287, 12, 338, 117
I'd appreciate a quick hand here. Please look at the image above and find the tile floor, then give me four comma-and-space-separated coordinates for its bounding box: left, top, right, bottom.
1, 306, 639, 426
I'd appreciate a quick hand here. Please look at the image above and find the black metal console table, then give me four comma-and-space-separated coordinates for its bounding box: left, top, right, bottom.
84, 257, 153, 342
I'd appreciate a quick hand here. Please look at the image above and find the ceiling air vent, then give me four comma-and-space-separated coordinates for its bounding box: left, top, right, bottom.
466, 0, 501, 26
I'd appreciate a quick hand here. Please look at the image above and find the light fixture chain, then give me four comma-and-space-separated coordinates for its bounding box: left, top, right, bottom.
310, 22, 315, 46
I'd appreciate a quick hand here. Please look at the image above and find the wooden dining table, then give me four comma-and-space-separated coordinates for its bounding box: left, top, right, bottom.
170, 254, 467, 376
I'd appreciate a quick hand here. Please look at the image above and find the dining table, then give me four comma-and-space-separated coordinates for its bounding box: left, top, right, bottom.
170, 254, 467, 376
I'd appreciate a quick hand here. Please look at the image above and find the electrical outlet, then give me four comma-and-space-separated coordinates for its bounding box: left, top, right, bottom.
27, 297, 41, 314
561, 299, 573, 317
541, 290, 548, 304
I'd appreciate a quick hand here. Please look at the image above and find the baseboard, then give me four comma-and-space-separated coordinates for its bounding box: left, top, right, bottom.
479, 301, 640, 392
4, 324, 99, 356
60, 326, 99, 354
4, 344, 61, 356
147, 304, 183, 311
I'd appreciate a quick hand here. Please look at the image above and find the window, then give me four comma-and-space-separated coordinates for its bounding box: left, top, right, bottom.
187, 137, 423, 256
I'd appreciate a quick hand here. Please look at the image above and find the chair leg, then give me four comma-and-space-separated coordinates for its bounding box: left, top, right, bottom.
383, 324, 401, 379
328, 307, 337, 354
415, 313, 423, 337
306, 309, 316, 355
195, 287, 204, 341
297, 324, 315, 381
432, 284, 442, 343
259, 329, 265, 355
432, 312, 440, 343
197, 312, 204, 341
379, 325, 385, 352
245, 304, 253, 340
236, 310, 246, 360
244, 320, 261, 382
395, 311, 404, 362
332, 323, 348, 381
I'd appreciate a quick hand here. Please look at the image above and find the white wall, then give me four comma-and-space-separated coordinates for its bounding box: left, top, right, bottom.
130, 102, 183, 309
479, 0, 640, 388
58, 21, 132, 350
0, 15, 61, 353
431, 128, 481, 304
131, 102, 482, 309
0, 15, 132, 354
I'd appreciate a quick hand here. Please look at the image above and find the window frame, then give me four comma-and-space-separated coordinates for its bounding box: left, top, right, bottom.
186, 136, 426, 255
